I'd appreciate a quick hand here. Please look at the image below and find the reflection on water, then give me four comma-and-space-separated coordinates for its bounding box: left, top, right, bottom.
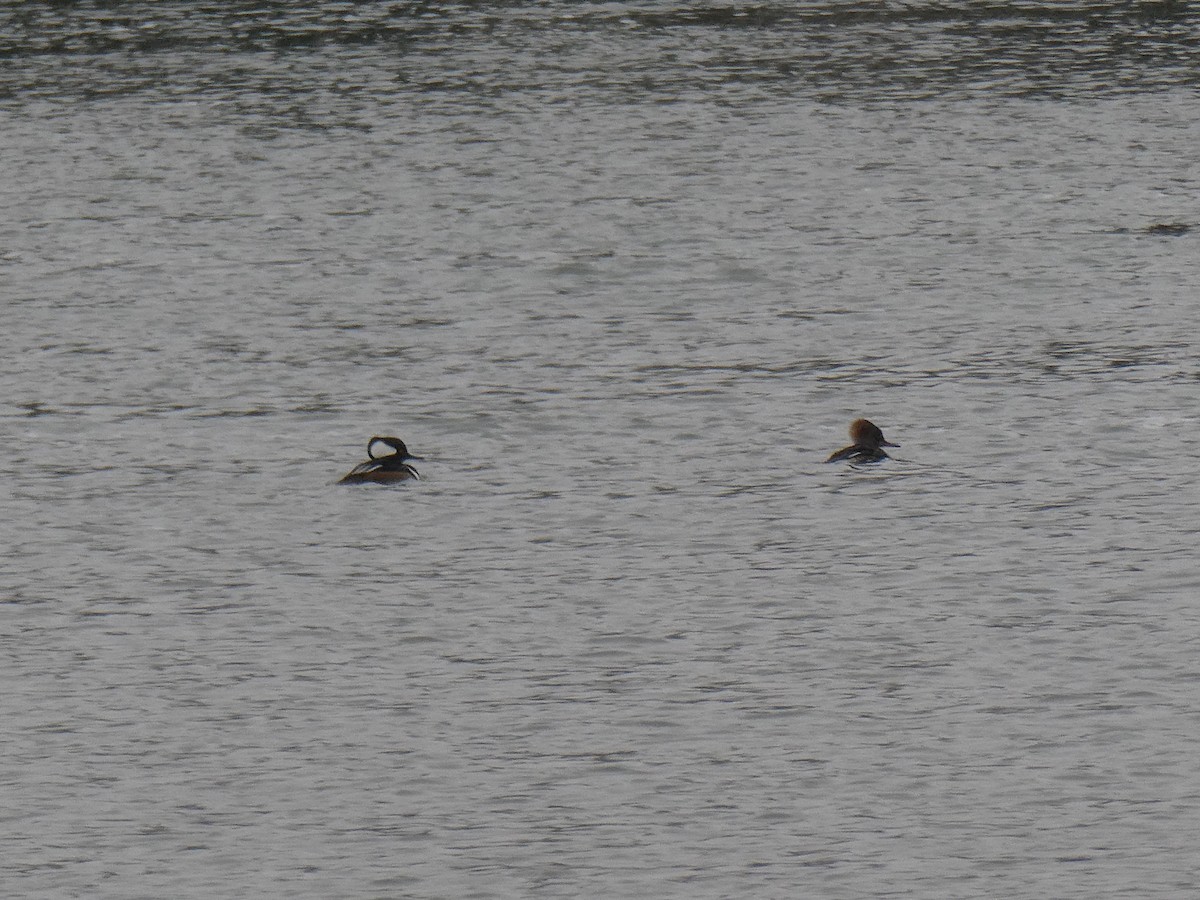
3, 2, 1199, 103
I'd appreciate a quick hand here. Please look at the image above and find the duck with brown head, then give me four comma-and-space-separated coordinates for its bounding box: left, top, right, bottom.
338, 436, 423, 484
826, 419, 899, 464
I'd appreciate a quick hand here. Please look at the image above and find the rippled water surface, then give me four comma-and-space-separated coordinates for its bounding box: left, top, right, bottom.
4, 3, 1200, 897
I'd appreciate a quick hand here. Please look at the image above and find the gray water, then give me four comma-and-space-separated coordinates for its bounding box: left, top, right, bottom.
4, 3, 1200, 897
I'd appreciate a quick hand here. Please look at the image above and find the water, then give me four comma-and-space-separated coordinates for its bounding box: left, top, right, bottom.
4, 3, 1200, 897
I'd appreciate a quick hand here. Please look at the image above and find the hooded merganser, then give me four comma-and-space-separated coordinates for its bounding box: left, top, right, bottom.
338, 436, 422, 484
826, 418, 899, 463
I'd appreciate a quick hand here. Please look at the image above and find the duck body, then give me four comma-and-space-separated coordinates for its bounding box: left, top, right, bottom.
826, 444, 892, 464
339, 436, 422, 484
826, 418, 898, 464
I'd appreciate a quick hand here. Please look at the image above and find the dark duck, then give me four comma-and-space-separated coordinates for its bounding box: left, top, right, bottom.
826, 419, 898, 464
338, 436, 422, 484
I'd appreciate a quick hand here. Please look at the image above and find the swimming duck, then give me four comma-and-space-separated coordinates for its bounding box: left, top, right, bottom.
826, 418, 898, 463
338, 436, 422, 484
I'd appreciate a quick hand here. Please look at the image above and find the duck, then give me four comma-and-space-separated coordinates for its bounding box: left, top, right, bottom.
826, 418, 898, 463
338, 436, 422, 484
